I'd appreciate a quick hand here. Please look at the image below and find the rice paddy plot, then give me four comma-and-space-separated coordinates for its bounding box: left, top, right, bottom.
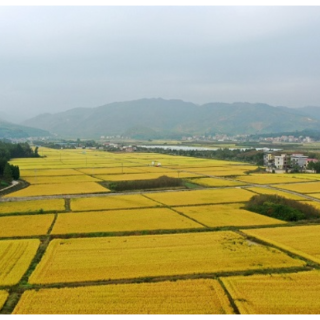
188, 177, 247, 187
71, 194, 159, 211
0, 214, 54, 237
285, 173, 320, 181
196, 170, 255, 177
19, 169, 83, 177
0, 239, 39, 286
13, 279, 234, 314
242, 224, 320, 265
221, 270, 320, 314
77, 167, 145, 175
23, 174, 102, 185
244, 187, 307, 200
4, 182, 109, 198
51, 208, 203, 235
234, 174, 310, 185
96, 171, 198, 182
276, 181, 320, 194
0, 199, 65, 215
146, 188, 254, 206
176, 203, 286, 228
28, 231, 304, 284
0, 291, 8, 310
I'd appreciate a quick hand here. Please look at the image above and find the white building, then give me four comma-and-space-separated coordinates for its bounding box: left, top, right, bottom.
291, 154, 308, 168
274, 154, 291, 170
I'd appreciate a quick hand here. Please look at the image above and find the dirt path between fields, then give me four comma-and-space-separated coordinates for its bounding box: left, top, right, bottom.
0, 180, 19, 192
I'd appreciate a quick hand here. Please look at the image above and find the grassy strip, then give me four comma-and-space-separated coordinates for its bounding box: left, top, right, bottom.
217, 277, 240, 314
64, 199, 71, 212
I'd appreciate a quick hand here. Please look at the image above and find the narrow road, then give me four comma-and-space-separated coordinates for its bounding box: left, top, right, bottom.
0, 181, 20, 192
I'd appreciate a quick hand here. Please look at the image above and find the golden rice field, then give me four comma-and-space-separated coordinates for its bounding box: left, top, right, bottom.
23, 174, 102, 185
77, 167, 146, 175
188, 177, 246, 187
243, 225, 320, 265
0, 214, 54, 237
71, 194, 158, 211
13, 279, 234, 314
244, 187, 307, 200
29, 232, 304, 284
4, 182, 109, 198
276, 181, 320, 194
234, 174, 311, 185
51, 208, 203, 235
2, 147, 320, 314
95, 171, 199, 181
0, 239, 39, 286
20, 169, 83, 177
146, 188, 254, 206
175, 203, 286, 228
184, 165, 259, 172
306, 193, 320, 200
221, 270, 320, 314
0, 199, 65, 215
0, 291, 8, 310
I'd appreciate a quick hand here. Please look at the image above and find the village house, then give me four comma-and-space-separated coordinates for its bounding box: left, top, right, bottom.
264, 152, 314, 172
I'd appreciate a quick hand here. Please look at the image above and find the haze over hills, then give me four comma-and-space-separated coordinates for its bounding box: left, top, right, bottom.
21, 98, 320, 139
0, 119, 51, 139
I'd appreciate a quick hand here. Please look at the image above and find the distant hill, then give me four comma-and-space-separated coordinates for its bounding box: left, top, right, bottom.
0, 120, 51, 139
22, 98, 320, 139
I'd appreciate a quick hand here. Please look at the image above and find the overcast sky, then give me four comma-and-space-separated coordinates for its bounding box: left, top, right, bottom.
1, 5, 320, 121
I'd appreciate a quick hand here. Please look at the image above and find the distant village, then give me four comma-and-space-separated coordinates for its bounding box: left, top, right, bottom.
181, 134, 314, 143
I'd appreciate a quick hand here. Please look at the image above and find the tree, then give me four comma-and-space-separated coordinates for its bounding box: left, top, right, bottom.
307, 161, 320, 173
3, 163, 12, 182
34, 146, 40, 157
10, 164, 20, 180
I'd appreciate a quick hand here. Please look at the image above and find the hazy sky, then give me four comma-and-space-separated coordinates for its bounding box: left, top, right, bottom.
1, 5, 320, 120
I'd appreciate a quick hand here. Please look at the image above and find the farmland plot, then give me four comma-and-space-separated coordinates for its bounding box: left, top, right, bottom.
222, 270, 320, 314
244, 187, 307, 200
0, 199, 65, 215
243, 225, 320, 264
234, 174, 310, 185
71, 194, 159, 211
188, 177, 246, 187
13, 279, 234, 314
276, 181, 320, 194
176, 203, 286, 228
0, 239, 39, 285
51, 208, 203, 235
0, 291, 8, 310
29, 232, 304, 284
146, 188, 254, 206
0, 214, 54, 237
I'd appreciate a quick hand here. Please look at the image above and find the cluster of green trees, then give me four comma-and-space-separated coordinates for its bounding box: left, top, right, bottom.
307, 161, 320, 173
108, 175, 182, 191
0, 141, 39, 186
245, 194, 320, 221
136, 147, 265, 165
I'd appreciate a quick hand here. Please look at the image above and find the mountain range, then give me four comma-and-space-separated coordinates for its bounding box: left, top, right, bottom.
0, 119, 51, 139
19, 99, 320, 139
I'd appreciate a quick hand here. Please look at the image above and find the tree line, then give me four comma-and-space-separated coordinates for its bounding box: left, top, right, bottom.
0, 141, 39, 186
136, 147, 265, 165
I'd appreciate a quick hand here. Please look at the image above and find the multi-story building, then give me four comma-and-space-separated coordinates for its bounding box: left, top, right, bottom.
291, 154, 308, 168
274, 154, 291, 170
